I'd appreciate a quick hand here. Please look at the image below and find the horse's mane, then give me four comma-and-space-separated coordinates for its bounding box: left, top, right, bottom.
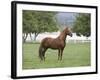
57, 28, 68, 41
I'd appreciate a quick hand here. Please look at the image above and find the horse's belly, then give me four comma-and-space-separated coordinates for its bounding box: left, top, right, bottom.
49, 43, 63, 49
50, 47, 59, 49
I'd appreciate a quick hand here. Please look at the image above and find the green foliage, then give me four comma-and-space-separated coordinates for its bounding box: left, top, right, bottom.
73, 13, 91, 37
23, 10, 58, 42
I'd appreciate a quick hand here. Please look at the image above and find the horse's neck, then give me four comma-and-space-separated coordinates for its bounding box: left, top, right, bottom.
58, 32, 67, 42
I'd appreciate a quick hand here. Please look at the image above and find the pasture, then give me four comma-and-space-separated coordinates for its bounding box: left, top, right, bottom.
22, 42, 90, 69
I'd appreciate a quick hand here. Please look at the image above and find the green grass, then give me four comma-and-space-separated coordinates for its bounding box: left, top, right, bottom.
22, 42, 91, 69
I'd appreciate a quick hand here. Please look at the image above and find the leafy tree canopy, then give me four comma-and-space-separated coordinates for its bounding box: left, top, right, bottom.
73, 13, 91, 37
23, 10, 58, 42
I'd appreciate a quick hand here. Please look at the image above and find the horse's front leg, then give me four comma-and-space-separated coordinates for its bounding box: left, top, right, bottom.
58, 49, 60, 60
60, 49, 64, 61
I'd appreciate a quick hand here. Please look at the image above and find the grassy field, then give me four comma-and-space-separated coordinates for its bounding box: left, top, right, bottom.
22, 42, 91, 69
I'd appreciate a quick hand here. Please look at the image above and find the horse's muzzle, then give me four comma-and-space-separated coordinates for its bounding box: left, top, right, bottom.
70, 33, 72, 37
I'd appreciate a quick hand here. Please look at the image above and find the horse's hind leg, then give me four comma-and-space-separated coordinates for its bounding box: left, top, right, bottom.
39, 46, 44, 61
39, 50, 44, 61
42, 48, 47, 61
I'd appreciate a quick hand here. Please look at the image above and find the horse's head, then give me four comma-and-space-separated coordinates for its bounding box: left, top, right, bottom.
64, 27, 72, 37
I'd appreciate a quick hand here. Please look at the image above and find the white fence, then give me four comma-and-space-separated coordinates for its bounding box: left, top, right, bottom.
26, 32, 91, 43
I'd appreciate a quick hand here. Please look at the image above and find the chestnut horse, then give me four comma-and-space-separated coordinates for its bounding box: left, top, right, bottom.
39, 27, 72, 61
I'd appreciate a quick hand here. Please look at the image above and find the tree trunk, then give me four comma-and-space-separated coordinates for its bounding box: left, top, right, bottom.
34, 32, 39, 41
29, 33, 33, 41
23, 33, 28, 43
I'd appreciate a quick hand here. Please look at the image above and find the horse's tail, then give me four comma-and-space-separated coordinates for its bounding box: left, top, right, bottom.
39, 44, 43, 61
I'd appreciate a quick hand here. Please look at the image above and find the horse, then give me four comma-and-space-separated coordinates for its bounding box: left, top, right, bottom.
39, 27, 72, 61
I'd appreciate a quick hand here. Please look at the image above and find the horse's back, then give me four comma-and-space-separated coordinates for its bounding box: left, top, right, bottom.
41, 37, 53, 45
41, 37, 65, 49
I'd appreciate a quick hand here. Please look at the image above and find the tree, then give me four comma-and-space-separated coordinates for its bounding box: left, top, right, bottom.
23, 10, 58, 42
23, 11, 33, 42
73, 13, 91, 37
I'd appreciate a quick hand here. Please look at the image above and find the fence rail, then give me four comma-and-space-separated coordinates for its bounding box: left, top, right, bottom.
25, 33, 91, 43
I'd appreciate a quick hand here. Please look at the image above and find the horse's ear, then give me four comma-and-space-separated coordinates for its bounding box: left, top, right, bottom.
65, 27, 69, 30
67, 27, 72, 32
64, 27, 67, 29
64, 27, 70, 31
67, 27, 69, 29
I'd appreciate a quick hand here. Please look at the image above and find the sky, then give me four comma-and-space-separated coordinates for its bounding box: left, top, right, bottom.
56, 12, 77, 28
